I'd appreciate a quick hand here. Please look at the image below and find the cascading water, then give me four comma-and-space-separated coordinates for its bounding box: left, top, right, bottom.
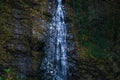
41, 0, 68, 80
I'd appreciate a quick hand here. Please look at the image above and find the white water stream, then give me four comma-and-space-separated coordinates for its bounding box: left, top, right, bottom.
41, 0, 68, 80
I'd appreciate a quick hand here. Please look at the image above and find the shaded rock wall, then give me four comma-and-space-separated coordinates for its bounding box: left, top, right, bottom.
0, 0, 50, 79
65, 0, 120, 80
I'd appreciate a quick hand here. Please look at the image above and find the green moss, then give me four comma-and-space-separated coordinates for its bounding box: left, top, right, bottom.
68, 0, 114, 60
0, 77, 2, 80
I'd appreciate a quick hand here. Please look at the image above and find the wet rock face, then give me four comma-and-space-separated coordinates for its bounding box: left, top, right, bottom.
66, 24, 80, 80
5, 8, 31, 53
8, 8, 33, 77
67, 33, 74, 40
0, 0, 49, 79
1, 0, 79, 79
17, 55, 32, 74
67, 40, 75, 52
64, 3, 81, 80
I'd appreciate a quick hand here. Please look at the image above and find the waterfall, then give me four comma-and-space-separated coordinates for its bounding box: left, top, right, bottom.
41, 0, 68, 80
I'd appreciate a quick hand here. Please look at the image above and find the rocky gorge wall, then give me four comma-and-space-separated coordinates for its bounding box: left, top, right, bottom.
65, 0, 120, 80
0, 0, 50, 79
0, 0, 119, 80
0, 0, 79, 79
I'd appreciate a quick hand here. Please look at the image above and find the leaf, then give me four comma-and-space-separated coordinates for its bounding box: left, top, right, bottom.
4, 68, 11, 74
0, 77, 2, 80
20, 75, 25, 80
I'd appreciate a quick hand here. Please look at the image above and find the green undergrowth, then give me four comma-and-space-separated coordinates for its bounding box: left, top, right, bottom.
77, 28, 111, 59
0, 68, 25, 80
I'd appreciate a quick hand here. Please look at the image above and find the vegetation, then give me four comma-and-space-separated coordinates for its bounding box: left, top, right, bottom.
68, 0, 120, 80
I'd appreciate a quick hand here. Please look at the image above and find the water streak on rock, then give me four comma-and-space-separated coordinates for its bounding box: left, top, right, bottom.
41, 0, 68, 80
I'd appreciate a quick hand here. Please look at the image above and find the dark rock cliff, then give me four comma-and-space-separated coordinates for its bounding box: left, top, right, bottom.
0, 0, 49, 79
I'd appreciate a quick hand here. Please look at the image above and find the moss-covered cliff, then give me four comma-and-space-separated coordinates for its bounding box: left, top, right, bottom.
66, 0, 120, 80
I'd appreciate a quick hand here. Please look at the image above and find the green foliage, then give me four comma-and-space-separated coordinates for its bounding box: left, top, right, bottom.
4, 68, 11, 75
0, 68, 25, 80
79, 12, 91, 27
78, 28, 111, 58
20, 74, 25, 80
84, 41, 110, 58
71, 0, 113, 59
70, 0, 120, 79
0, 77, 2, 80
